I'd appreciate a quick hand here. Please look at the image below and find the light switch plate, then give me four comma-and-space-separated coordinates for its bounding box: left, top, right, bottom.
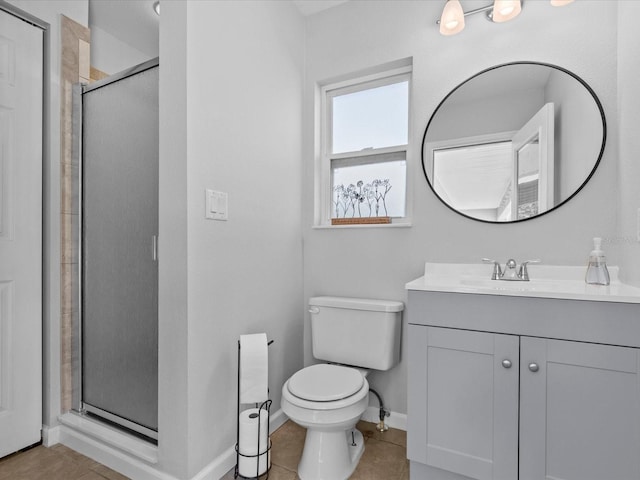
206, 189, 228, 221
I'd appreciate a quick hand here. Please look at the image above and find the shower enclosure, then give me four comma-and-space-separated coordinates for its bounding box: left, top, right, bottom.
72, 59, 159, 440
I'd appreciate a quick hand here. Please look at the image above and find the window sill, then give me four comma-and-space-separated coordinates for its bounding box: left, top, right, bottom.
312, 221, 412, 229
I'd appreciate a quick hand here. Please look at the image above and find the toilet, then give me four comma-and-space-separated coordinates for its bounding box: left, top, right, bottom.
281, 296, 404, 480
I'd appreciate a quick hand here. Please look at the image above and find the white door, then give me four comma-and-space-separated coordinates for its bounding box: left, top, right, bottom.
511, 102, 554, 220
520, 337, 640, 480
0, 9, 43, 458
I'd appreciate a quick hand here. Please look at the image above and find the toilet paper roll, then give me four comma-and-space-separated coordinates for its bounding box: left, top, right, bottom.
239, 333, 269, 404
238, 408, 270, 477
238, 439, 271, 477
238, 408, 269, 456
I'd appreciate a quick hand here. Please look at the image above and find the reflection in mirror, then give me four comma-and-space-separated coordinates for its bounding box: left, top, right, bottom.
422, 62, 606, 223
516, 135, 540, 220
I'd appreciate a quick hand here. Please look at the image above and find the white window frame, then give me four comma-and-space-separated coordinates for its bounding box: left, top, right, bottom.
315, 65, 413, 228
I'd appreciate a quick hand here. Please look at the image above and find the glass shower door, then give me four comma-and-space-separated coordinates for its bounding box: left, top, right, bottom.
81, 62, 159, 438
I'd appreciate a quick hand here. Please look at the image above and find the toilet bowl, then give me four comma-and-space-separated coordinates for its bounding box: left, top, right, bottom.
281, 364, 369, 480
282, 296, 404, 480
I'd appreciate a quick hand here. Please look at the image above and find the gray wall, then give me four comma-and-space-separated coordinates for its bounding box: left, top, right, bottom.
544, 68, 603, 203
159, 1, 304, 477
303, 0, 619, 418
618, 1, 640, 287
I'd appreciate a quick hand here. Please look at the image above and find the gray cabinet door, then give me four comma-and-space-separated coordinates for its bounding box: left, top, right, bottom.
520, 337, 640, 480
408, 325, 519, 480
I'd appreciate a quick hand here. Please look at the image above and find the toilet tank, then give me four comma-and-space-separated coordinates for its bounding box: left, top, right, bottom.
309, 296, 404, 371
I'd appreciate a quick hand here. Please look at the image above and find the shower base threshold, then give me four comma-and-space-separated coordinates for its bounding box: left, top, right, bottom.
58, 411, 158, 464
83, 403, 158, 441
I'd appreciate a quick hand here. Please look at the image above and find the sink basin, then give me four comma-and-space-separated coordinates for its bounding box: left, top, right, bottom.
405, 262, 640, 303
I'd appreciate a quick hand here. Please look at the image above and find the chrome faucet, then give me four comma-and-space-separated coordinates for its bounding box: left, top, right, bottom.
482, 258, 540, 281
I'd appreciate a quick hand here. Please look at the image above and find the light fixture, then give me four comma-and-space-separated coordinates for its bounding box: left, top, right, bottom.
491, 0, 522, 22
439, 0, 466, 36
153, 1, 160, 16
438, 0, 572, 36
437, 1, 521, 35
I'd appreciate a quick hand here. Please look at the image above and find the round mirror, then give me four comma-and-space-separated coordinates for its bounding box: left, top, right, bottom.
421, 62, 606, 223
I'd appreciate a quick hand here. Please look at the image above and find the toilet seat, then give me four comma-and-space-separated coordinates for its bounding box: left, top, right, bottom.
288, 364, 364, 402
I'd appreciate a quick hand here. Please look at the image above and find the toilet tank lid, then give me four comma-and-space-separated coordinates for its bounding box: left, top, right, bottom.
309, 296, 404, 312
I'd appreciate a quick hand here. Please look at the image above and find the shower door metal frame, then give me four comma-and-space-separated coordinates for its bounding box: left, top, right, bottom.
71, 57, 159, 441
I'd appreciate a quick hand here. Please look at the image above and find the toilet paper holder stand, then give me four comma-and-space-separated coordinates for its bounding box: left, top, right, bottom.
235, 339, 274, 479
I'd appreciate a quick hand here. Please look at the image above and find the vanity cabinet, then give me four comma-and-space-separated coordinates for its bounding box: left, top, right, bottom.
407, 291, 640, 480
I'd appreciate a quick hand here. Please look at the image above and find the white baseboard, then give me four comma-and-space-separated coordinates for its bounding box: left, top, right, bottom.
42, 424, 61, 447
268, 408, 288, 434
191, 408, 288, 480
360, 407, 407, 431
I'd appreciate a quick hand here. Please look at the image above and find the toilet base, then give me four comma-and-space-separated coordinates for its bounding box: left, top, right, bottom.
298, 427, 365, 480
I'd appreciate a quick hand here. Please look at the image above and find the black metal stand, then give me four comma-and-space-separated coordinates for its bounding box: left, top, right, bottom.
234, 339, 274, 479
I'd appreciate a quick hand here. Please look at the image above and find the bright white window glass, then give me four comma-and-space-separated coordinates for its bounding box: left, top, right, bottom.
332, 81, 409, 154
331, 160, 406, 218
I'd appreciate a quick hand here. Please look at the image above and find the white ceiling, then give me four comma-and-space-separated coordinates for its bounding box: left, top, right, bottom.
292, 0, 349, 16
89, 0, 159, 57
447, 65, 552, 106
434, 142, 513, 210
88, 0, 348, 58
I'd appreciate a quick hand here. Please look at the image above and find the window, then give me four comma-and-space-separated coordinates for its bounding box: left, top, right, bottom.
317, 65, 411, 226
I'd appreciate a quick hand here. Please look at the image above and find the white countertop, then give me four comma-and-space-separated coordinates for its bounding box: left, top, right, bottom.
405, 263, 640, 304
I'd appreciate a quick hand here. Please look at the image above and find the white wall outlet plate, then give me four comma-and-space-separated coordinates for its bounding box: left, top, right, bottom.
206, 189, 228, 221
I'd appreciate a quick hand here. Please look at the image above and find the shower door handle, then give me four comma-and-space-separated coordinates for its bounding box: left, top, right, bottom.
152, 235, 158, 261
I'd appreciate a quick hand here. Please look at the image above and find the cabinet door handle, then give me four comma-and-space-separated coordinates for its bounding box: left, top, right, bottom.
502, 359, 512, 369
528, 362, 539, 372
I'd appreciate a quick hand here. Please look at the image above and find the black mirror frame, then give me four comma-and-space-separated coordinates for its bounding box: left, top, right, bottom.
421, 61, 607, 224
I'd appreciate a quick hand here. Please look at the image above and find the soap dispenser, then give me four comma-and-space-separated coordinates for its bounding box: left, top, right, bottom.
585, 237, 610, 286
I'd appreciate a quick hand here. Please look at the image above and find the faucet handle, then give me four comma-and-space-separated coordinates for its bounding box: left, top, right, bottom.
482, 258, 503, 280
518, 259, 541, 281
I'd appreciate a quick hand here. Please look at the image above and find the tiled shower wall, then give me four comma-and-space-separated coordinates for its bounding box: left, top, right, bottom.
59, 15, 107, 412
60, 14, 89, 413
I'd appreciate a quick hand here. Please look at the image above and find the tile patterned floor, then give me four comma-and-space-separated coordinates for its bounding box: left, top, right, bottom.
0, 443, 128, 480
0, 420, 407, 480
222, 420, 409, 480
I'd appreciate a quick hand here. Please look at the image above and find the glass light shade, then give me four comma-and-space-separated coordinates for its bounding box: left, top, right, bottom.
550, 0, 575, 5
439, 0, 465, 36
492, 0, 522, 22
153, 1, 160, 15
